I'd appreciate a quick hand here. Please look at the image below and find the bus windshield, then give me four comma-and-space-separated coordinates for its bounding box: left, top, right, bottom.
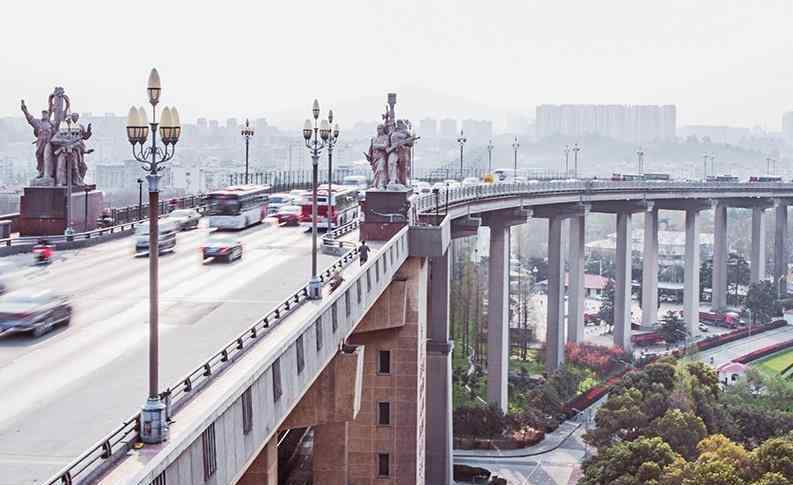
207, 195, 241, 216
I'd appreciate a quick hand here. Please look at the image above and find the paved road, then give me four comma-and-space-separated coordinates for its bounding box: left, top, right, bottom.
0, 221, 336, 484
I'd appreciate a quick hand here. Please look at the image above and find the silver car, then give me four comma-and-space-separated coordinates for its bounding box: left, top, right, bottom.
0, 289, 72, 337
167, 209, 201, 230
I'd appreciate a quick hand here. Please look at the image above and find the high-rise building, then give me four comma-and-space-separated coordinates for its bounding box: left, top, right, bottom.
226, 118, 238, 129
439, 118, 457, 138
536, 104, 677, 142
783, 111, 793, 144
419, 118, 437, 138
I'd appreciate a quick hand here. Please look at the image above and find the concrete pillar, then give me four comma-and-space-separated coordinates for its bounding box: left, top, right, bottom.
313, 422, 349, 485
487, 223, 509, 412
613, 212, 633, 352
776, 204, 788, 297
567, 215, 585, 343
712, 203, 728, 310
546, 216, 565, 372
426, 252, 453, 485
683, 208, 701, 335
641, 208, 659, 326
239, 435, 277, 485
751, 207, 766, 283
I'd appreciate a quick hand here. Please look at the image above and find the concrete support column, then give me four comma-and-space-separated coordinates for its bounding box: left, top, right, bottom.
776, 204, 788, 297
487, 223, 509, 412
641, 208, 659, 326
751, 207, 766, 283
239, 435, 278, 485
546, 216, 565, 372
712, 203, 728, 310
683, 209, 701, 335
613, 212, 633, 352
567, 215, 586, 343
426, 252, 453, 485
313, 422, 349, 485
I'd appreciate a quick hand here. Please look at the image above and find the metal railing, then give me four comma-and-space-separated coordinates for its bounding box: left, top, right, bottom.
0, 220, 144, 248
44, 218, 362, 485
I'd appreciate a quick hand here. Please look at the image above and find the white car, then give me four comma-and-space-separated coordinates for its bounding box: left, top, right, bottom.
462, 177, 480, 186
443, 179, 461, 189
267, 193, 292, 215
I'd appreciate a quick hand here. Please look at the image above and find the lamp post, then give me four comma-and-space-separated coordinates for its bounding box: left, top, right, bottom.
486, 139, 494, 174
137, 178, 143, 220
563, 144, 570, 176
241, 119, 254, 184
126, 68, 181, 444
572, 143, 581, 178
457, 130, 467, 179
512, 137, 520, 178
637, 147, 645, 175
326, 110, 340, 188
303, 99, 330, 300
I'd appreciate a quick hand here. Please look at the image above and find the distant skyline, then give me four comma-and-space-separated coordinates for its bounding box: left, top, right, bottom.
2, 1, 792, 130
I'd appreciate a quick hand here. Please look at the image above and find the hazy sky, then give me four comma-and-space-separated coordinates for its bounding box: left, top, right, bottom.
2, 0, 791, 129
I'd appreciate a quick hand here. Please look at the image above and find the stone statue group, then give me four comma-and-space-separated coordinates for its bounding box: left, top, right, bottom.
365, 94, 419, 190
21, 87, 92, 188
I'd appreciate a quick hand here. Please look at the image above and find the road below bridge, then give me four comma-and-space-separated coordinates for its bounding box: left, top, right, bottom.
0, 221, 337, 485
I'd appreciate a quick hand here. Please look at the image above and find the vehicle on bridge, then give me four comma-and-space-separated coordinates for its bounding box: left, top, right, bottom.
207, 185, 271, 230
611, 172, 671, 181
749, 176, 783, 182
706, 175, 740, 183
341, 175, 369, 191
299, 185, 359, 230
273, 205, 301, 226
494, 168, 517, 182
166, 208, 201, 231
700, 310, 743, 328
632, 331, 665, 347
201, 235, 243, 263
0, 289, 72, 337
134, 220, 178, 255
266, 193, 292, 215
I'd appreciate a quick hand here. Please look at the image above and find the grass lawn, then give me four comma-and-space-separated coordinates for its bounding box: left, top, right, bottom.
753, 348, 793, 378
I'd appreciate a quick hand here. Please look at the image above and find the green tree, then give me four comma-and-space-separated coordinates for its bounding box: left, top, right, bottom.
584, 388, 651, 449
580, 436, 681, 485
656, 311, 688, 344
652, 409, 708, 460
752, 472, 792, 485
746, 280, 779, 325
752, 436, 793, 479
598, 279, 616, 324
700, 260, 713, 300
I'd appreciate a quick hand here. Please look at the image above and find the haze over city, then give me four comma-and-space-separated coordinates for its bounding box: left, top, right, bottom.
2, 0, 792, 128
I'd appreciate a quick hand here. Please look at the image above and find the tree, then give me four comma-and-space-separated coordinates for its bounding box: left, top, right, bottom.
752, 436, 793, 479
746, 280, 779, 325
700, 260, 713, 301
598, 279, 616, 324
584, 388, 651, 449
657, 310, 688, 344
580, 436, 681, 485
651, 409, 708, 460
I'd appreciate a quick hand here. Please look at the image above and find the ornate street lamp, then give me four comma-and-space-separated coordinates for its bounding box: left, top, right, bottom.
564, 144, 570, 175
637, 147, 645, 175
457, 130, 467, 179
512, 137, 520, 178
486, 139, 494, 174
572, 143, 581, 178
240, 119, 255, 184
126, 68, 180, 444
303, 99, 330, 300
326, 110, 340, 188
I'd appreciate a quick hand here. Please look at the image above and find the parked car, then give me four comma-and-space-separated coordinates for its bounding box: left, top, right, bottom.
699, 323, 710, 333
0, 289, 72, 337
201, 235, 243, 263
166, 208, 201, 230
272, 205, 301, 226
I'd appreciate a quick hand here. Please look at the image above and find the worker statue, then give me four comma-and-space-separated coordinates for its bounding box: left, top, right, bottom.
364, 94, 420, 190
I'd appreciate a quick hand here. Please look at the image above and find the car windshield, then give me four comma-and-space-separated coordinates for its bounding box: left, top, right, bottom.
270, 195, 289, 204
169, 210, 193, 217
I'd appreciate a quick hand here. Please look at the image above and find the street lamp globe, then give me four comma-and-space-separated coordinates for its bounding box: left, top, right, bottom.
328, 109, 334, 124
333, 123, 340, 139
170, 107, 181, 143
147, 68, 161, 105
312, 99, 320, 120
303, 119, 313, 141
319, 119, 331, 141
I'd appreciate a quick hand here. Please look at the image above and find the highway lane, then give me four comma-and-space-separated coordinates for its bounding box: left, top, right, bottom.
0, 220, 337, 484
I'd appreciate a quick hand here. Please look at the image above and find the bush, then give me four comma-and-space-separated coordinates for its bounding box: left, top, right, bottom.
565, 342, 630, 376
453, 404, 509, 439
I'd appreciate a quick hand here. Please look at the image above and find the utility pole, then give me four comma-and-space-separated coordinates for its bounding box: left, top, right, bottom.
487, 139, 494, 174
637, 147, 645, 175
564, 144, 570, 175
572, 143, 581, 178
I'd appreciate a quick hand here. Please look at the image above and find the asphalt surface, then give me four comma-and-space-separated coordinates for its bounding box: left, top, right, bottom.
0, 220, 336, 484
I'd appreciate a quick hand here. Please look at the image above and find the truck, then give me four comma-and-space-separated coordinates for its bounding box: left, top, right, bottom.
631, 331, 665, 347
699, 310, 743, 329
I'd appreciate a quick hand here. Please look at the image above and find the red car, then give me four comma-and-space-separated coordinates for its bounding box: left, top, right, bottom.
273, 205, 301, 226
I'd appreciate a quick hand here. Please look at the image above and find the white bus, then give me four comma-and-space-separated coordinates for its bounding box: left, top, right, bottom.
493, 168, 517, 182
206, 185, 270, 230
299, 185, 360, 230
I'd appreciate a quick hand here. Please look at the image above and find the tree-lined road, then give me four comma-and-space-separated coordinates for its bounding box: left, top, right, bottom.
0, 221, 336, 484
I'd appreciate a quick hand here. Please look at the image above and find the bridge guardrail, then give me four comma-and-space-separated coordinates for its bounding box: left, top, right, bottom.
44, 218, 362, 485
321, 219, 360, 255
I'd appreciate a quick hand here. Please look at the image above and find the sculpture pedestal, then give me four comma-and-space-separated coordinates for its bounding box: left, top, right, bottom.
360, 189, 412, 242
19, 186, 104, 236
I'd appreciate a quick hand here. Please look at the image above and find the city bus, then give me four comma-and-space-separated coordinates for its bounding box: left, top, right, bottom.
749, 176, 783, 183
299, 185, 360, 230
206, 185, 271, 230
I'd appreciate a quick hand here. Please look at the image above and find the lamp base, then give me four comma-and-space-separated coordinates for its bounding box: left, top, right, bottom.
308, 276, 322, 300
140, 396, 169, 444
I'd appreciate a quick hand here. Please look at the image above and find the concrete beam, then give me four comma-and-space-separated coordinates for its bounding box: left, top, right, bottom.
567, 215, 585, 343
487, 222, 509, 412
239, 436, 277, 485
684, 208, 701, 334
751, 207, 766, 282
711, 203, 728, 310
546, 216, 565, 372
426, 251, 453, 485
641, 208, 659, 326
531, 202, 589, 220
718, 198, 774, 209
589, 200, 653, 214
613, 211, 633, 352
653, 200, 714, 212
451, 215, 481, 240
481, 208, 531, 228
